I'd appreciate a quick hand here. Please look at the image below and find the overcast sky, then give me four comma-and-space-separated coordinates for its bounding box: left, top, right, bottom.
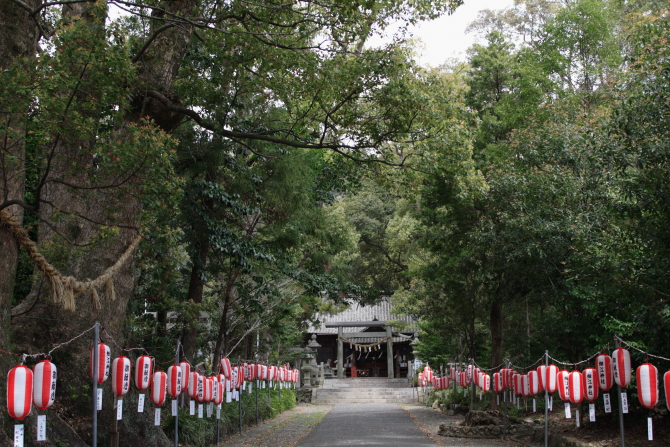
369, 0, 516, 68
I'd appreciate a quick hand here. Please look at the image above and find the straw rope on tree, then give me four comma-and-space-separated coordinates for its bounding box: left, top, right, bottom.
0, 209, 141, 311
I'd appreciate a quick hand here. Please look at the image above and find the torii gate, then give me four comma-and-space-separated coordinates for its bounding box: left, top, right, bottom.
325, 321, 394, 379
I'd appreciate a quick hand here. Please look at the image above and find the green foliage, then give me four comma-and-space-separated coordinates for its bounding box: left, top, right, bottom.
164, 388, 296, 447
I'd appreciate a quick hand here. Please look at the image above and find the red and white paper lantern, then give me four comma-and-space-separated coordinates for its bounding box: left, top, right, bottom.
527, 371, 540, 396
664, 371, 670, 411
214, 380, 223, 406
481, 374, 491, 393
493, 372, 503, 393
167, 364, 182, 398
536, 365, 547, 391
179, 361, 191, 391
204, 377, 213, 403
151, 371, 167, 406
33, 360, 57, 410
557, 370, 570, 401
582, 368, 599, 402
545, 365, 559, 394
522, 374, 530, 398
89, 342, 111, 384
568, 371, 583, 405
636, 363, 658, 409
612, 348, 631, 388
112, 356, 132, 397
596, 354, 613, 391
135, 355, 153, 391
514, 373, 523, 396
188, 371, 200, 399
220, 358, 232, 378
7, 365, 33, 420
196, 374, 205, 402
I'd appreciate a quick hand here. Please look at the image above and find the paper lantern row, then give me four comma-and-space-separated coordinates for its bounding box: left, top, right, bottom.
7, 347, 300, 421
439, 349, 668, 410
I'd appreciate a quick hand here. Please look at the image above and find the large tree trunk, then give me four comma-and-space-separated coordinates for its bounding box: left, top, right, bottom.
0, 2, 40, 446
10, 1, 197, 445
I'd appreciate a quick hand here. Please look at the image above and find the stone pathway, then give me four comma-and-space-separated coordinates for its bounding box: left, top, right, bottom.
296, 403, 435, 447
218, 404, 331, 447
218, 402, 523, 447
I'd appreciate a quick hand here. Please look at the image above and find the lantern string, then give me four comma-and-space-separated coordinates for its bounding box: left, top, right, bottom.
616, 336, 670, 363
471, 360, 505, 372
510, 355, 545, 371
547, 349, 602, 367
102, 328, 151, 356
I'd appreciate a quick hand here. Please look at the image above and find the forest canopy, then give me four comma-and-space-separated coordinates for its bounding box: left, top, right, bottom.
1, 0, 670, 444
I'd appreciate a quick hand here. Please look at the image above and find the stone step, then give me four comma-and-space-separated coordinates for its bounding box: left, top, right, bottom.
323, 379, 409, 389
311, 398, 416, 404
315, 389, 414, 396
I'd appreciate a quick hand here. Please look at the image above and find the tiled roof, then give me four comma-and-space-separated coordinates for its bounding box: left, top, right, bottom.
307, 298, 417, 335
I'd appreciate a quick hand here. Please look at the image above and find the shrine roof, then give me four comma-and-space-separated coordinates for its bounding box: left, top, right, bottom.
307, 298, 417, 335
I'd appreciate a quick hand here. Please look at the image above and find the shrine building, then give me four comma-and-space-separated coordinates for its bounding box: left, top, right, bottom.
306, 298, 417, 379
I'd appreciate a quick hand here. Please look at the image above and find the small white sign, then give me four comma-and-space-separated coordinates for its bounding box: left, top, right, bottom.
648, 417, 653, 441
565, 403, 571, 419
97, 389, 103, 411
249, 382, 253, 394
116, 399, 123, 420
589, 404, 596, 422
207, 403, 212, 418
576, 410, 580, 427
154, 408, 161, 426
242, 381, 246, 391
549, 396, 553, 411
198, 404, 203, 419
14, 424, 24, 447
533, 399, 536, 413
171, 399, 178, 417
621, 392, 629, 414
37, 416, 46, 441
226, 391, 232, 403
216, 406, 221, 420
138, 394, 145, 413
262, 381, 266, 389
189, 400, 195, 415
603, 393, 611, 413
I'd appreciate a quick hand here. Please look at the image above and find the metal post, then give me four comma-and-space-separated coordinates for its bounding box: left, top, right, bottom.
255, 376, 259, 425
92, 321, 99, 447
267, 361, 271, 402
238, 357, 243, 435
615, 337, 625, 447
216, 350, 221, 444
337, 327, 343, 379
502, 360, 509, 440
175, 340, 180, 447
544, 351, 549, 447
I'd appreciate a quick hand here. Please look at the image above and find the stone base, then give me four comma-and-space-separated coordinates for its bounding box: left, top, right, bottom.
438, 423, 534, 439
296, 389, 312, 404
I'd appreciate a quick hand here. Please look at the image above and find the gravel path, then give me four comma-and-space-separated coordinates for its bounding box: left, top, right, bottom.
401, 404, 522, 447
218, 404, 332, 447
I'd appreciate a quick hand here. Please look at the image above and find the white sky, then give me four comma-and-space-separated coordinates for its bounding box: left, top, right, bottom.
370, 0, 516, 68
